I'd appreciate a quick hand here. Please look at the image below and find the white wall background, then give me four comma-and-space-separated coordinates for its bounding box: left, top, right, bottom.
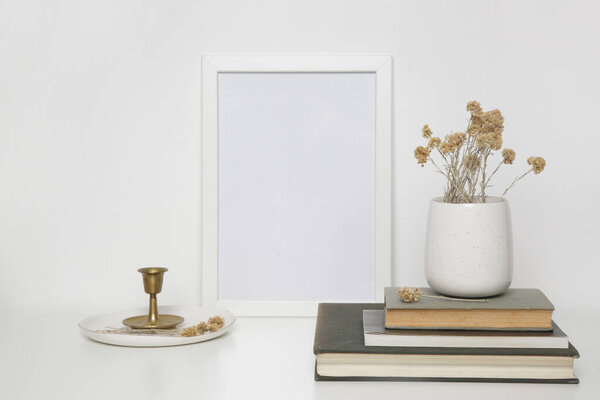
1, 0, 599, 314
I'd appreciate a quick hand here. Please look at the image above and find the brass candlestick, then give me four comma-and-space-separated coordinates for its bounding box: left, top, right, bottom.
122, 267, 184, 329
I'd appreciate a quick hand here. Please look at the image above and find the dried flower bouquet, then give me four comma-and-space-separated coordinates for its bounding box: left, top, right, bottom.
414, 101, 546, 203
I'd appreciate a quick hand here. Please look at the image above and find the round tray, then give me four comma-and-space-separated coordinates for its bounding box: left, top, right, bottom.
79, 305, 235, 347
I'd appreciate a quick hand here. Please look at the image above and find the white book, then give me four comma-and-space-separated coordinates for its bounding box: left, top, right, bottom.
363, 310, 569, 349
317, 353, 576, 380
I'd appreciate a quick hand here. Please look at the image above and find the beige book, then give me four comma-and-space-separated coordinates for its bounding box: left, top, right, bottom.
385, 288, 554, 330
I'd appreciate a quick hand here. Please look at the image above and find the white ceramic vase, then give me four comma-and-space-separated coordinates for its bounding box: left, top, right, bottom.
425, 197, 513, 298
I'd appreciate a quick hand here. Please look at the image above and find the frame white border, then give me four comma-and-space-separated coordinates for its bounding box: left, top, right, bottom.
201, 55, 392, 316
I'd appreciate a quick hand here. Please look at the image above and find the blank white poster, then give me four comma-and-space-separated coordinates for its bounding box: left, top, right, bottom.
217, 72, 376, 302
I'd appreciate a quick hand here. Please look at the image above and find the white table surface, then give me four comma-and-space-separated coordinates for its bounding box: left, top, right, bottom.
0, 307, 598, 400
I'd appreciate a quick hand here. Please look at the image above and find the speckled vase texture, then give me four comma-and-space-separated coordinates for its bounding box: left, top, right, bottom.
425, 197, 513, 298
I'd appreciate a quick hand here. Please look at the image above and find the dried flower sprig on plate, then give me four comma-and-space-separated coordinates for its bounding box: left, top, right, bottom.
180, 316, 225, 337
415, 101, 546, 203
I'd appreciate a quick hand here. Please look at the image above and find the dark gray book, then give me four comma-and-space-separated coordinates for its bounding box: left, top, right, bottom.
385, 288, 554, 330
314, 303, 579, 383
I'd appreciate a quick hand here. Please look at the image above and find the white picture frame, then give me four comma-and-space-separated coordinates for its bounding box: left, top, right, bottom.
201, 55, 392, 316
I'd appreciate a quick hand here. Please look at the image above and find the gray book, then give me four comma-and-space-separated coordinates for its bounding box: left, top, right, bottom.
364, 310, 569, 348
385, 287, 555, 310
385, 287, 554, 330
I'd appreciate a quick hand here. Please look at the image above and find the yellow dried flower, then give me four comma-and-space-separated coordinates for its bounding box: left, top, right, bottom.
527, 156, 546, 174
414, 146, 430, 166
467, 101, 482, 114
398, 287, 422, 303
448, 132, 466, 148
468, 107, 504, 139
195, 322, 210, 334
427, 137, 441, 149
207, 316, 225, 332
476, 132, 502, 151
179, 316, 225, 337
439, 141, 453, 155
502, 148, 516, 164
463, 154, 481, 171
489, 133, 502, 150
208, 316, 225, 327
475, 134, 486, 149
467, 113, 483, 137
484, 109, 504, 126
422, 125, 433, 139
180, 326, 199, 337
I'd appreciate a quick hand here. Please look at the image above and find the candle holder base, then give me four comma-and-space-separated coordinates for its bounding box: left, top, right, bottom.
122, 314, 184, 330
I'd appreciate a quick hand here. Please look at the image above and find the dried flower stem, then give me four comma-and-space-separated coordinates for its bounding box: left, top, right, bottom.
484, 160, 503, 188
97, 327, 182, 336
501, 168, 533, 197
436, 149, 474, 203
428, 156, 447, 178
422, 295, 489, 302
480, 150, 488, 202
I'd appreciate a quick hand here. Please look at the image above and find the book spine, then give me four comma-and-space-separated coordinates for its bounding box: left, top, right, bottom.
313, 303, 324, 355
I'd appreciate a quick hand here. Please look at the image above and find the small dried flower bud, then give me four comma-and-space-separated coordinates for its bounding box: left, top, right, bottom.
427, 137, 441, 149
502, 148, 516, 164
180, 326, 199, 337
207, 316, 225, 332
196, 322, 209, 334
466, 101, 482, 114
439, 141, 452, 155
475, 134, 487, 150
179, 316, 225, 337
448, 132, 466, 148
485, 109, 504, 127
414, 146, 430, 166
527, 156, 546, 174
489, 133, 503, 150
463, 154, 481, 171
422, 125, 433, 139
398, 287, 422, 303
468, 113, 483, 137
208, 316, 225, 327
475, 132, 502, 151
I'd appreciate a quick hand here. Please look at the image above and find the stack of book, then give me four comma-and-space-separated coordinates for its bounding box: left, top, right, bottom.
313, 288, 579, 383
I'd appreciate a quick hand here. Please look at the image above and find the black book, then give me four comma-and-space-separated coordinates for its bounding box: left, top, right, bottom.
314, 303, 579, 383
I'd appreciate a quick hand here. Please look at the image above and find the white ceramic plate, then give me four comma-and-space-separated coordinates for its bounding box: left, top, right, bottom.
79, 305, 236, 347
